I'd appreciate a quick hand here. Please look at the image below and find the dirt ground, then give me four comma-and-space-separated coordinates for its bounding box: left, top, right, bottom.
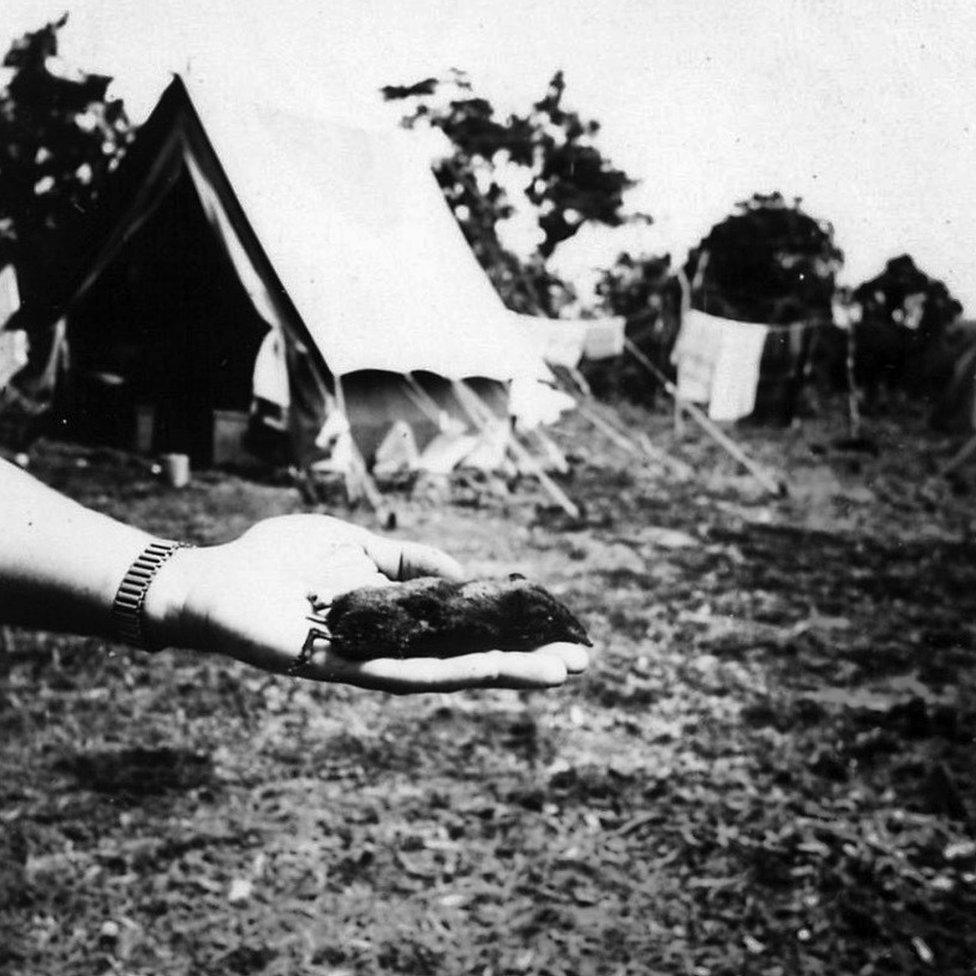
1, 403, 975, 976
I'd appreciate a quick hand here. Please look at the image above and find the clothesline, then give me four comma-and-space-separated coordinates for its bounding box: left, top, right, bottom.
624, 306, 825, 333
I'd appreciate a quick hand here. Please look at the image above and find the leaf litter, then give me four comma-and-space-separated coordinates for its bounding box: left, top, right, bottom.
1, 406, 975, 975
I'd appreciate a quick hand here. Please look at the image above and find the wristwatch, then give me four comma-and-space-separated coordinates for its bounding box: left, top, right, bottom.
112, 540, 192, 651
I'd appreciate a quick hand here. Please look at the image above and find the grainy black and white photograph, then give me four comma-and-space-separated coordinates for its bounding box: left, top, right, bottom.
0, 1, 974, 973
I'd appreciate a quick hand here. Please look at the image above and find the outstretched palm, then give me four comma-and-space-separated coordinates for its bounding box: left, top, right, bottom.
167, 515, 588, 693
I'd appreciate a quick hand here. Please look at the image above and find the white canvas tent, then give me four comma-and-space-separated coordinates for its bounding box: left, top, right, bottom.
185, 81, 537, 384
0, 265, 26, 393
12, 76, 563, 472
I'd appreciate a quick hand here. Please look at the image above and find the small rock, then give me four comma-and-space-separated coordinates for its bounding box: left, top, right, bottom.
634, 525, 699, 549
744, 934, 766, 954
912, 936, 934, 965
944, 840, 976, 861
227, 877, 253, 905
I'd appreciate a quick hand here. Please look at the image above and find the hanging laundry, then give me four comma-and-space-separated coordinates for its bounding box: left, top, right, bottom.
582, 317, 626, 361
672, 310, 771, 422
672, 310, 725, 405
709, 320, 769, 421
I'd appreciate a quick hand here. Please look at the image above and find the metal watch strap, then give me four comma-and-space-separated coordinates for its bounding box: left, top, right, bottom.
112, 540, 191, 651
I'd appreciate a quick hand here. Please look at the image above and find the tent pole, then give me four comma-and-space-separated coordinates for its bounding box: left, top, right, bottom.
550, 369, 695, 479
623, 337, 786, 496
402, 384, 441, 426
453, 380, 581, 519
566, 364, 593, 398
939, 434, 976, 477
404, 372, 445, 425
406, 373, 497, 462
544, 368, 641, 458
523, 425, 569, 474
571, 396, 642, 457
845, 324, 862, 440
332, 373, 361, 503
634, 429, 695, 480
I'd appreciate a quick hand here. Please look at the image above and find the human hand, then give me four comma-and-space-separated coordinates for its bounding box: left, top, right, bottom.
146, 515, 589, 692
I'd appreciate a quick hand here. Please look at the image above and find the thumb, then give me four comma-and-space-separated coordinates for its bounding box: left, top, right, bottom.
363, 536, 466, 582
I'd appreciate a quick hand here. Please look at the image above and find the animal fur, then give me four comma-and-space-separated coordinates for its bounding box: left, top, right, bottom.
326, 576, 591, 661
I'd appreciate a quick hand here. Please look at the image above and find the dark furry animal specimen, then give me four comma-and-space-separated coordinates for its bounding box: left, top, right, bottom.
325, 576, 591, 661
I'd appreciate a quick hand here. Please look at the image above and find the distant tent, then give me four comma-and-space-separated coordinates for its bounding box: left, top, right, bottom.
6, 76, 558, 469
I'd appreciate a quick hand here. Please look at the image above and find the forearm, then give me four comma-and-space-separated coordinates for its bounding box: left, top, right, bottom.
0, 458, 184, 642
0, 460, 590, 691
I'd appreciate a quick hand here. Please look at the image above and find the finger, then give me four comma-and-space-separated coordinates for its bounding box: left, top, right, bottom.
315, 648, 569, 693
313, 563, 394, 604
527, 641, 590, 674
364, 537, 466, 582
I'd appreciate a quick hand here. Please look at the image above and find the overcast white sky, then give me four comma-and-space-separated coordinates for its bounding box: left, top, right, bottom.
4, 0, 976, 312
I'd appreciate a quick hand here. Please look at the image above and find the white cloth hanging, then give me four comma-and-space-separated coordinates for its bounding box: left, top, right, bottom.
672, 310, 770, 421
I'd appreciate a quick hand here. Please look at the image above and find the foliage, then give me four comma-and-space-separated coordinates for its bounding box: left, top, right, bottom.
854, 255, 961, 343
849, 255, 963, 401
686, 192, 844, 325
383, 69, 639, 316
522, 71, 637, 259
594, 250, 674, 322
0, 15, 130, 297
586, 251, 682, 403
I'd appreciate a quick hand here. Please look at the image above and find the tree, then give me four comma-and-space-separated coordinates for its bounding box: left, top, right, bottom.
382, 69, 639, 317
686, 192, 843, 325
594, 250, 676, 322
851, 254, 963, 402
853, 254, 961, 347
586, 251, 681, 403
0, 15, 131, 298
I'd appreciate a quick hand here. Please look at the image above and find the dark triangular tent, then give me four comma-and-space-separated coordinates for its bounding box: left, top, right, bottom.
4, 76, 561, 470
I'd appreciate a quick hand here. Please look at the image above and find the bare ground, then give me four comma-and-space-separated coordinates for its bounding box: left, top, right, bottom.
1, 404, 974, 976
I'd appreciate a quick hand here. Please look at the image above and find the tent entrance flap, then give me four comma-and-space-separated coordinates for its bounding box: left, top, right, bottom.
66, 168, 270, 465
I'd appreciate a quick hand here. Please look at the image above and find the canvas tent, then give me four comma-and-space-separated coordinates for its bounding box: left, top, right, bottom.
6, 76, 559, 469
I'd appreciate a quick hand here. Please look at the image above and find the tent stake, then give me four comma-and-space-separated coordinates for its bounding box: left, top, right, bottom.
624, 337, 786, 496
569, 392, 694, 478
453, 381, 581, 519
